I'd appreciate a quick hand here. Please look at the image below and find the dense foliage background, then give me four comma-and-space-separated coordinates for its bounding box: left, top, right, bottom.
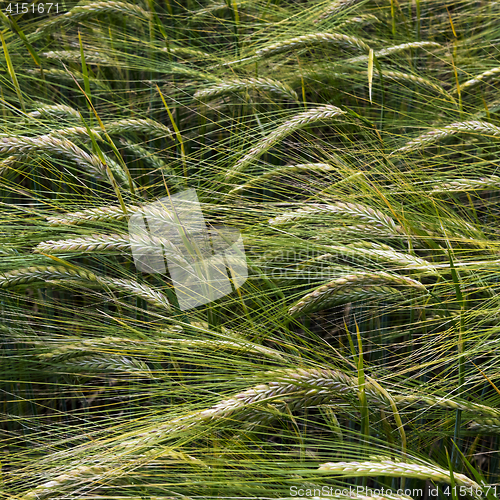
1, 0, 500, 498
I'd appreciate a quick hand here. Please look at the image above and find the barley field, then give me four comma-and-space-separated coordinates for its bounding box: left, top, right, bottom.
1, 1, 500, 499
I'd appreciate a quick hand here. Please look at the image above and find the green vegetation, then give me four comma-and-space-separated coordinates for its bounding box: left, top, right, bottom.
1, 0, 500, 498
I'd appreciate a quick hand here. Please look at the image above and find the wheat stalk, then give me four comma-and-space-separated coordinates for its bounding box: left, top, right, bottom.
37, 340, 127, 361
191, 0, 255, 20
377, 41, 442, 57
192, 2, 229, 19
21, 446, 204, 500
26, 68, 111, 91
100, 152, 134, 188
160, 65, 221, 81
288, 271, 426, 316
256, 32, 371, 58
393, 121, 500, 155
456, 66, 500, 93
117, 368, 372, 447
195, 77, 299, 102
103, 119, 173, 139
1, 134, 129, 186
21, 448, 197, 500
227, 105, 346, 179
318, 460, 483, 495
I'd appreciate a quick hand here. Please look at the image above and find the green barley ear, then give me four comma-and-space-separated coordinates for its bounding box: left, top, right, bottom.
318, 460, 483, 494
256, 32, 371, 58
57, 354, 154, 378
0, 134, 105, 175
0, 266, 171, 310
430, 176, 500, 193
313, 0, 365, 22
226, 105, 347, 180
374, 69, 450, 98
41, 49, 116, 65
28, 104, 81, 120
32, 1, 152, 38
229, 163, 334, 195
392, 121, 500, 155
454, 67, 500, 94
346, 41, 442, 65
46, 204, 141, 226
269, 202, 404, 236
195, 77, 299, 103
288, 271, 427, 316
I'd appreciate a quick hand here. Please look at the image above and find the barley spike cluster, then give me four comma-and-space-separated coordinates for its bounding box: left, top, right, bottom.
106, 366, 500, 453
